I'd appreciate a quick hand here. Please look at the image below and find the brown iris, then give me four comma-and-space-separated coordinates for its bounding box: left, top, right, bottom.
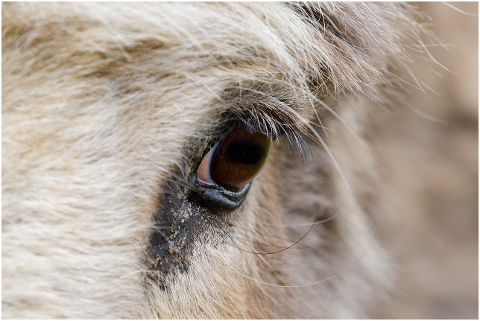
197, 124, 271, 192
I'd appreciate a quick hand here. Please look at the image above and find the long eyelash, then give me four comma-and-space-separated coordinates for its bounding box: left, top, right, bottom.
238, 111, 310, 158
220, 97, 312, 164
221, 210, 322, 256
195, 109, 311, 171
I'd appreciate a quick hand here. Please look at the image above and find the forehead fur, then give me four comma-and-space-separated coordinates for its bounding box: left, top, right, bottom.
3, 2, 421, 93
3, 2, 424, 152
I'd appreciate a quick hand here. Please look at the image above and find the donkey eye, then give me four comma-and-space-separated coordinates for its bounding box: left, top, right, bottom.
197, 124, 271, 192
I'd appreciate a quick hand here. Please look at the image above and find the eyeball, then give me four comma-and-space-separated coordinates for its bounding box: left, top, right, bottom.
196, 124, 271, 192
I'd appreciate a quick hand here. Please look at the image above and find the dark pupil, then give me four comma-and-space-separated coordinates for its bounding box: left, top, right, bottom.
227, 143, 265, 165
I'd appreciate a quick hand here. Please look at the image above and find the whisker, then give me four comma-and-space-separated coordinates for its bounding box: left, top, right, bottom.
442, 2, 478, 16
220, 210, 321, 255
220, 248, 371, 288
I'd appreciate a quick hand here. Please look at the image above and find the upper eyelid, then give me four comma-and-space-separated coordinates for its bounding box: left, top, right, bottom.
197, 112, 309, 167
192, 83, 315, 161
221, 83, 312, 133
208, 115, 293, 146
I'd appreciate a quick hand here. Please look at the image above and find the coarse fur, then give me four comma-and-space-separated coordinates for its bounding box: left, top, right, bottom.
2, 2, 429, 318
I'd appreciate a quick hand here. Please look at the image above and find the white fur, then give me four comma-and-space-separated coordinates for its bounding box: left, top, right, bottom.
2, 3, 427, 318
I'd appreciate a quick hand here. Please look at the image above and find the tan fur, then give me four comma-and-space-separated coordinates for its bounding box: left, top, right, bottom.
2, 2, 454, 318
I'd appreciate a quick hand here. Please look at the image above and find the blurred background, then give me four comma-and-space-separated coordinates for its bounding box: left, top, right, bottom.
372, 2, 478, 318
